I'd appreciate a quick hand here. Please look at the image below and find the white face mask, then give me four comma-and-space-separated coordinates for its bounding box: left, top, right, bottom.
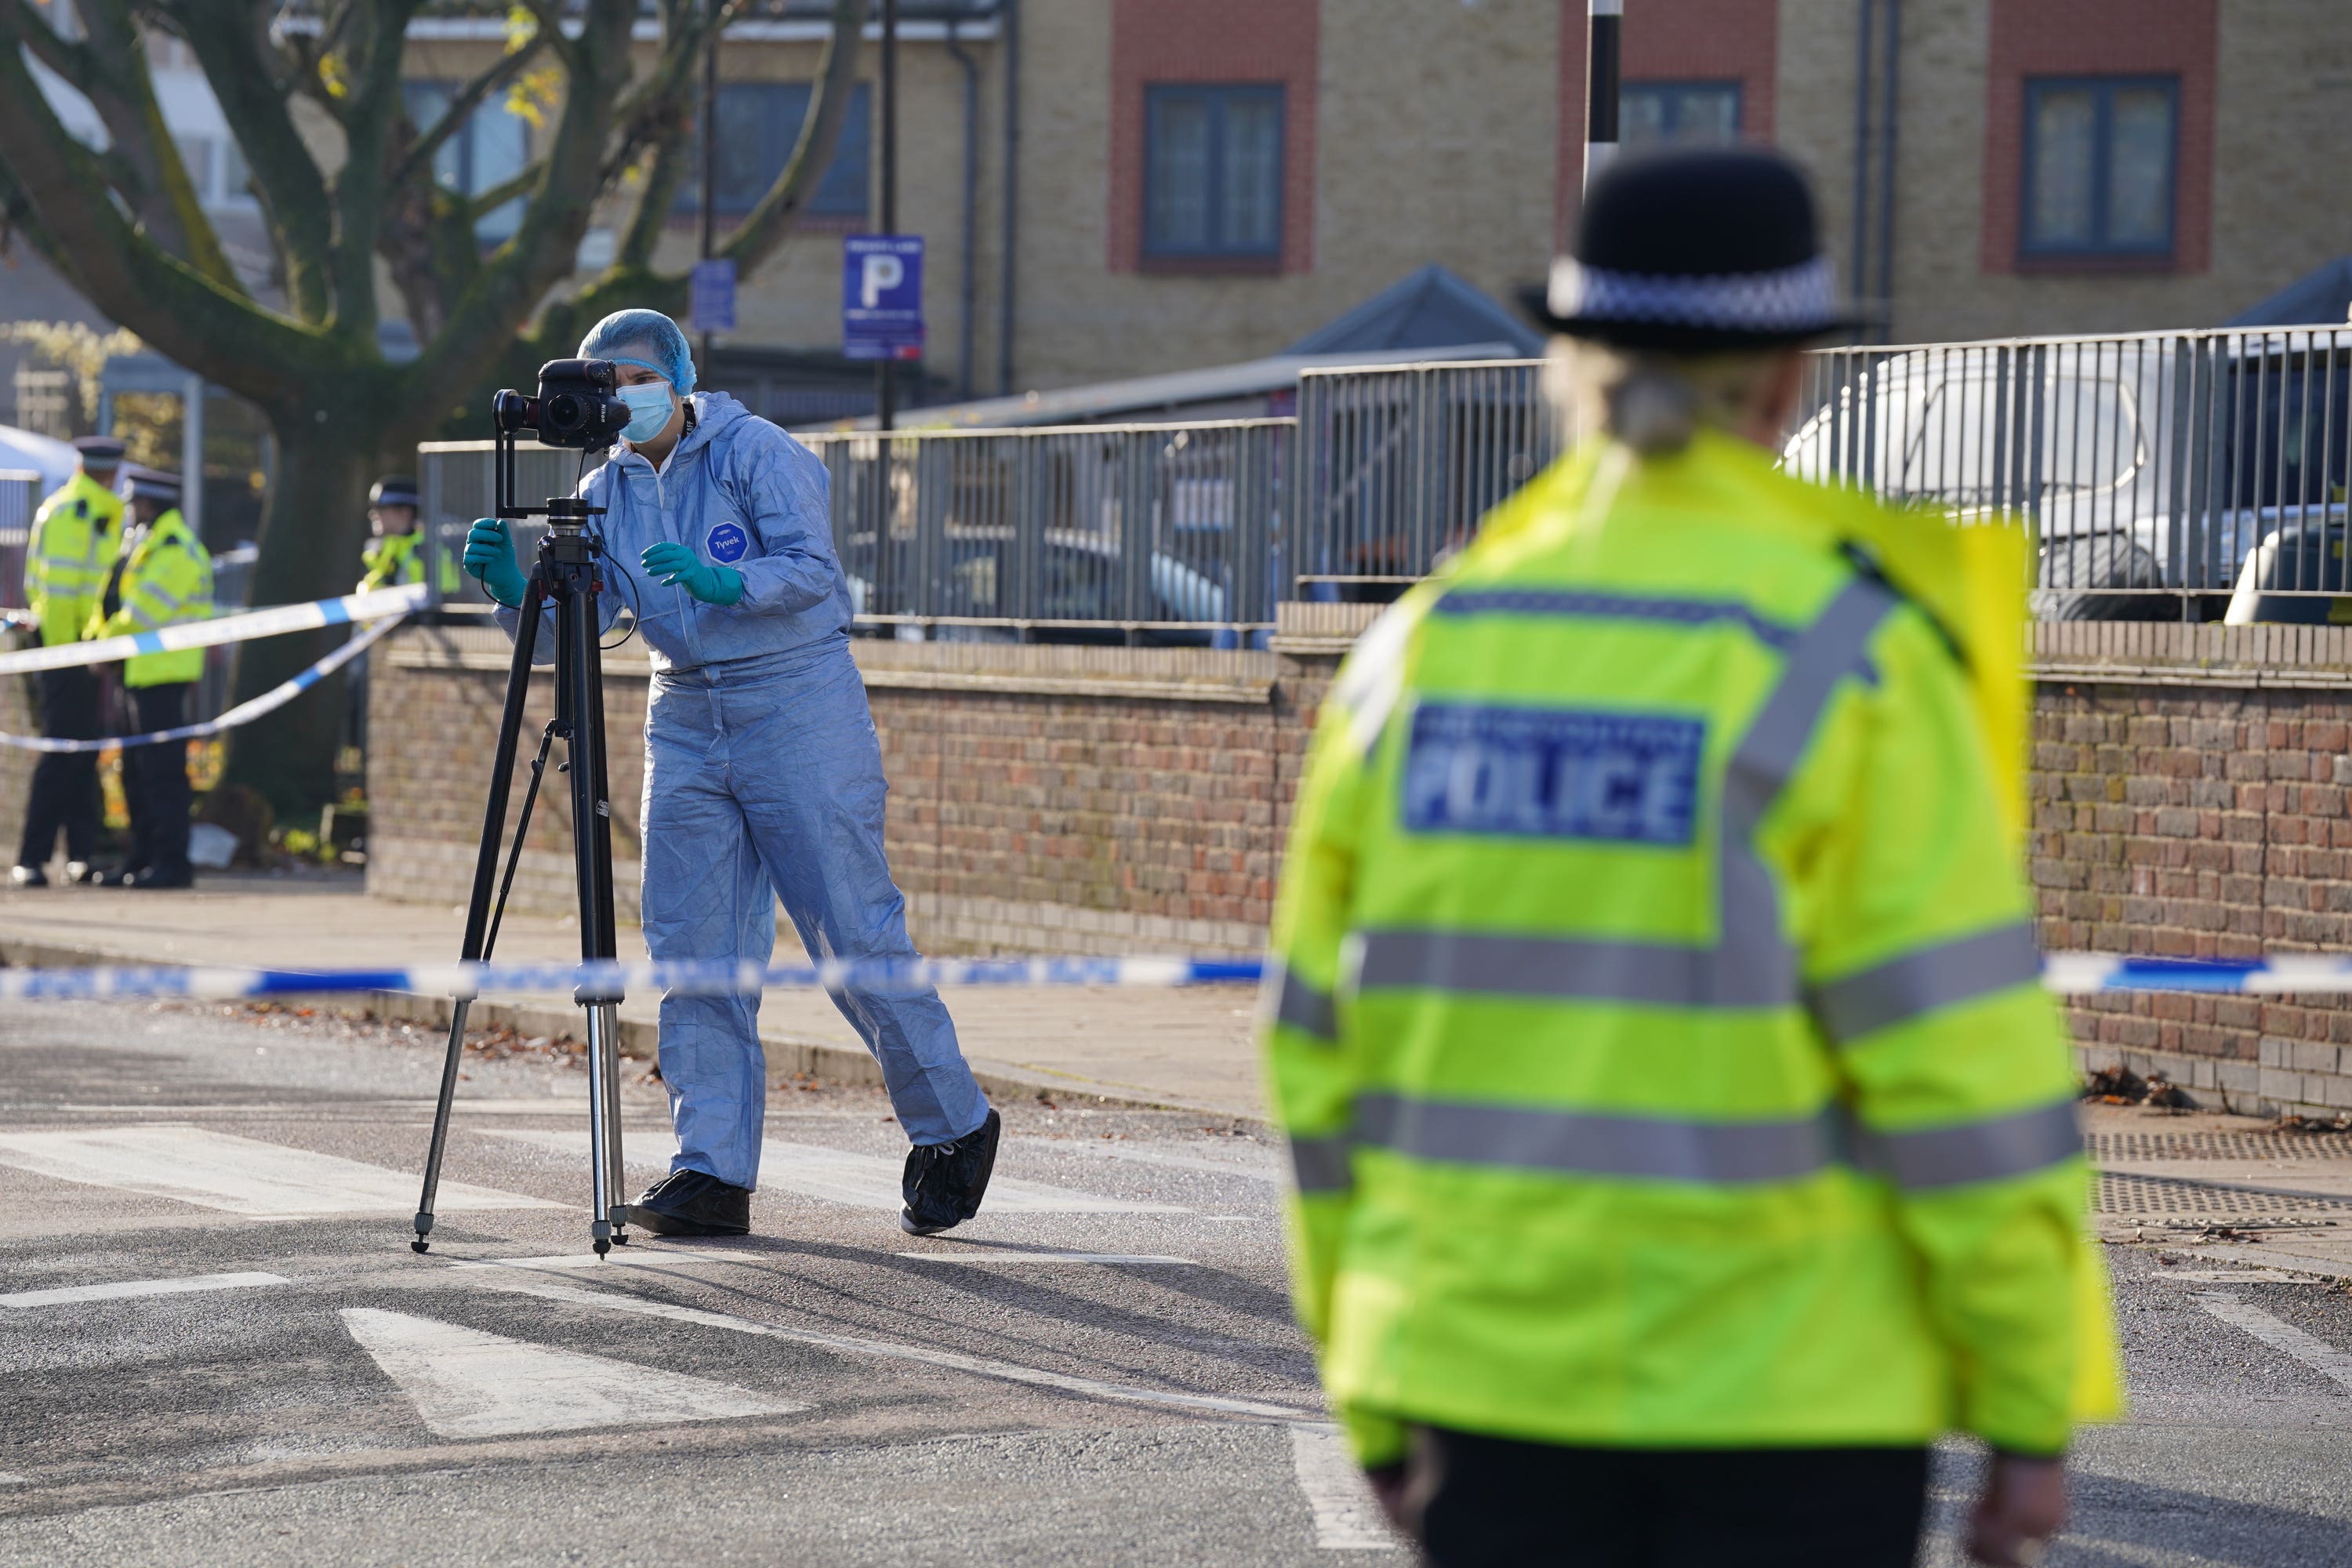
619, 382, 676, 443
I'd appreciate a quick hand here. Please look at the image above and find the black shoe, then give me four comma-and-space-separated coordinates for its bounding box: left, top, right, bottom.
900, 1109, 1001, 1236
7, 865, 46, 889
622, 1169, 751, 1236
128, 866, 192, 890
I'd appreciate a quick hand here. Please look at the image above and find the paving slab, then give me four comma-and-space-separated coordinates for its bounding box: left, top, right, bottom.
0, 877, 1265, 1122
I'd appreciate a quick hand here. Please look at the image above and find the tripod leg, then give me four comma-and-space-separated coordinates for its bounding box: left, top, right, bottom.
558, 564, 627, 1256
583, 595, 630, 1242
413, 568, 546, 1254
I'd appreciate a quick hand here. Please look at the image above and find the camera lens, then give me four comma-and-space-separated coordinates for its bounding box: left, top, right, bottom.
543, 393, 586, 438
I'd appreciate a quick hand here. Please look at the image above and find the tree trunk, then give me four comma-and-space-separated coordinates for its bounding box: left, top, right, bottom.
219, 422, 379, 814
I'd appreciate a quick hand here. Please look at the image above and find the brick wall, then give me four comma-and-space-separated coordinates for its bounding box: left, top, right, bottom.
1624, 0, 1781, 140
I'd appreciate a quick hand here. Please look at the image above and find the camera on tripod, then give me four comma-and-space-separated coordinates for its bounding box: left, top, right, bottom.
494, 358, 631, 451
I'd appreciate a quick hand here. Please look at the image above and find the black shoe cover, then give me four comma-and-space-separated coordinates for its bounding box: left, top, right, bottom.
622, 1168, 751, 1236
900, 1109, 1001, 1236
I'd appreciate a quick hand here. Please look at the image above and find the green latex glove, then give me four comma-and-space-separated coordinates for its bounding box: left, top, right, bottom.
463, 517, 528, 608
642, 540, 744, 606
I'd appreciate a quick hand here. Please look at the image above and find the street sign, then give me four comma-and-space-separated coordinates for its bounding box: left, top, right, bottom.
843, 234, 924, 361
690, 259, 737, 333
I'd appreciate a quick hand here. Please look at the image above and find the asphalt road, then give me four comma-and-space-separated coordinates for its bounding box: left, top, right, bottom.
3, 1000, 2351, 1566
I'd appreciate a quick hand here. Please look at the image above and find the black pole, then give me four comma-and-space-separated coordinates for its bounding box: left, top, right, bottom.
877, 0, 898, 430
699, 0, 720, 369
1584, 0, 1621, 192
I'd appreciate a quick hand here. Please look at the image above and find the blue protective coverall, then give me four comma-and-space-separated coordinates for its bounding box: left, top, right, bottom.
495, 391, 990, 1187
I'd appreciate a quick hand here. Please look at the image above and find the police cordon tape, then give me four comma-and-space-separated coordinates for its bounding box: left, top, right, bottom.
0, 613, 407, 753
0, 952, 2339, 1003
0, 581, 428, 677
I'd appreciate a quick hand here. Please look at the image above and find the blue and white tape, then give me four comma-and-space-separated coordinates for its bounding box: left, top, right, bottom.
0, 583, 426, 677
0, 953, 2339, 1004
0, 613, 405, 753
0, 955, 1265, 1003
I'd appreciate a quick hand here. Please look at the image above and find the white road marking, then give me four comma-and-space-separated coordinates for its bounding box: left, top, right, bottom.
2158, 1269, 2310, 1284
339, 1307, 805, 1439
0, 1127, 556, 1217
2196, 1293, 2352, 1391
0, 1270, 288, 1308
484, 1128, 1185, 1214
477, 1275, 1309, 1421
451, 1251, 757, 1272
897, 1250, 1196, 1266
0, 1473, 26, 1484
1287, 1421, 1401, 1551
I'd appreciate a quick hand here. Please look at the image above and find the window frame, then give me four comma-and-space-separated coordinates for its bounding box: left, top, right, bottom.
673, 81, 873, 221
1141, 83, 1287, 262
2019, 74, 2180, 261
1619, 79, 1745, 150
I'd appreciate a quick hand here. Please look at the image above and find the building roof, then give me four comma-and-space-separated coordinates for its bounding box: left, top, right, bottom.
1284, 264, 1546, 358
2229, 257, 2352, 328
862, 343, 1530, 431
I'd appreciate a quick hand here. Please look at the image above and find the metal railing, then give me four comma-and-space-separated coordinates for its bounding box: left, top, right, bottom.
1290, 360, 1555, 601
0, 470, 39, 608
798, 420, 1287, 639
417, 441, 608, 609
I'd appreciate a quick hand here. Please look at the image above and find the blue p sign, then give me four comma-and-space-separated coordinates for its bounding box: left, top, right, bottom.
844, 234, 925, 361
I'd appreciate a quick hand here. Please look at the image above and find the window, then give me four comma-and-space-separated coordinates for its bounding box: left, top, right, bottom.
404, 82, 531, 243
1144, 85, 1283, 260
674, 83, 871, 219
1621, 82, 1743, 150
2022, 76, 2178, 258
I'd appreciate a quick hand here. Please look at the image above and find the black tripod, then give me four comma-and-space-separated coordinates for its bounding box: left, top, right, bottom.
412, 426, 631, 1258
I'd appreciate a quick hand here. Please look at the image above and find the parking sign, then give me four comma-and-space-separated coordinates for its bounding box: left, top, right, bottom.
690, 259, 736, 333
843, 235, 924, 361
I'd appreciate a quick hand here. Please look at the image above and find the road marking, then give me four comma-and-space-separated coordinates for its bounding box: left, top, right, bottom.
450, 1251, 758, 1272
897, 1250, 1197, 1266
2158, 1269, 2310, 1283
477, 1276, 1310, 1421
339, 1307, 805, 1439
0, 1473, 26, 1485
2196, 1293, 2352, 1391
1287, 1422, 1400, 1551
485, 1128, 1185, 1214
0, 1127, 557, 1217
0, 1270, 288, 1308
1065, 1142, 1283, 1181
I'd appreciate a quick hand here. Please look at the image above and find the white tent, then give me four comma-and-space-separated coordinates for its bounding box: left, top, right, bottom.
0, 425, 76, 492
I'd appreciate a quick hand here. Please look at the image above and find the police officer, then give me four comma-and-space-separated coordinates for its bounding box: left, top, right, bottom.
1261, 148, 2118, 1568
89, 466, 212, 890
11, 436, 125, 888
358, 474, 461, 595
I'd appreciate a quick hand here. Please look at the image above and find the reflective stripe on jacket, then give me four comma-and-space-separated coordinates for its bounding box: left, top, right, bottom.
25, 472, 122, 648
1261, 429, 2120, 1468
98, 509, 213, 686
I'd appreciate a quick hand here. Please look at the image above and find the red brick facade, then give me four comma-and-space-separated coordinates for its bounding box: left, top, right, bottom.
1981, 0, 2217, 276
1624, 0, 1780, 140
1106, 0, 1320, 275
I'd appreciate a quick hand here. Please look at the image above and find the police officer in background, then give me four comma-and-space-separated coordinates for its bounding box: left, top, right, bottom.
11, 435, 124, 888
357, 474, 460, 595
1261, 147, 2118, 1568
89, 466, 212, 889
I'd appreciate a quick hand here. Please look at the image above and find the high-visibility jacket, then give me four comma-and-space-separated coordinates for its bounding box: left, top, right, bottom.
358, 528, 461, 595
24, 471, 123, 648
95, 508, 212, 687
1262, 428, 2121, 1469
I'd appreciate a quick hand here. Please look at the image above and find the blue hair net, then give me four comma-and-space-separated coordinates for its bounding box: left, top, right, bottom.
577, 308, 697, 394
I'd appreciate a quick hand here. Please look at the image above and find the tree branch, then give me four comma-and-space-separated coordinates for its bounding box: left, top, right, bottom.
387, 34, 549, 191
466, 161, 543, 219
0, 20, 325, 405
177, 0, 334, 321
617, 137, 686, 270
323, 0, 430, 339
717, 0, 866, 272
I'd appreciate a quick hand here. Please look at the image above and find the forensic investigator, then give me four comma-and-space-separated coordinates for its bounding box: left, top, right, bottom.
88, 467, 212, 890
1261, 148, 2118, 1568
464, 309, 1000, 1239
11, 435, 124, 888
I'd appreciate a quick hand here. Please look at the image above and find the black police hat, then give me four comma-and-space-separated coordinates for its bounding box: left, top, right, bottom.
123, 465, 182, 503
72, 436, 125, 466
369, 474, 421, 509
1523, 147, 1863, 350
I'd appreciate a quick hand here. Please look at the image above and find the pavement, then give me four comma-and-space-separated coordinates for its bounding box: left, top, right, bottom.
0, 874, 1265, 1121
9, 1002, 2352, 1564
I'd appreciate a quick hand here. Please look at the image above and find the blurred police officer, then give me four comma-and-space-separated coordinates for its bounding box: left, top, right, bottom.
358, 474, 459, 595
12, 435, 124, 888
1261, 147, 2118, 1568
86, 466, 212, 890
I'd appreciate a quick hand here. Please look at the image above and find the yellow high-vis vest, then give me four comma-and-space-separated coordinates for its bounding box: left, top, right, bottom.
95, 508, 213, 687
1262, 429, 2120, 1468
24, 471, 123, 648
359, 528, 462, 595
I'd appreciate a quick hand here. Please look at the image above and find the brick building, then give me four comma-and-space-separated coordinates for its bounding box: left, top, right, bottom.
385, 0, 2352, 415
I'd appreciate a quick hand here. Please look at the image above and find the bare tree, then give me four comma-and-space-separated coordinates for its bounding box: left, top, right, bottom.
0, 0, 869, 807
